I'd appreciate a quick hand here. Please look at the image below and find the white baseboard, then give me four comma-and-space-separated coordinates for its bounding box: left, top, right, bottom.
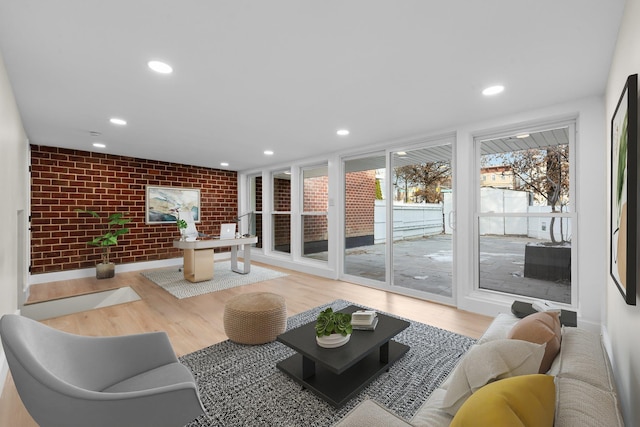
250, 253, 337, 279
28, 254, 232, 285
601, 324, 614, 365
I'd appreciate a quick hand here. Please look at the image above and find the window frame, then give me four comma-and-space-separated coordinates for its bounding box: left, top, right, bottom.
473, 121, 577, 308
300, 164, 329, 262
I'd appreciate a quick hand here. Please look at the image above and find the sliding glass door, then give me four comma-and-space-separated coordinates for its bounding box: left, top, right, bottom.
342, 142, 454, 303
343, 154, 386, 282
391, 145, 453, 297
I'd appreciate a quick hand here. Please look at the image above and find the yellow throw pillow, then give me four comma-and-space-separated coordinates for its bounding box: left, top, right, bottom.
440, 339, 546, 415
450, 374, 555, 427
507, 311, 561, 373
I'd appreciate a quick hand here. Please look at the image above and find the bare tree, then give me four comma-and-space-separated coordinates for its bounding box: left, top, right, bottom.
394, 162, 451, 203
489, 145, 570, 243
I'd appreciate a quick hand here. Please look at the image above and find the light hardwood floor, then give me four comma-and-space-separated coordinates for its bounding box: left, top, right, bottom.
0, 262, 493, 426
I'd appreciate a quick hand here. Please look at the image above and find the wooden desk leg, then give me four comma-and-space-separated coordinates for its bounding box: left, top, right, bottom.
183, 248, 214, 282
231, 244, 251, 274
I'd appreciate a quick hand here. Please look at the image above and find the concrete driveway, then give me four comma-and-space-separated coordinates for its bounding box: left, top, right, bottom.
343, 234, 571, 303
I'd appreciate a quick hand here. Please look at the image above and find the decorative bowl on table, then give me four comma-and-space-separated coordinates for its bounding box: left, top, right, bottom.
316, 333, 351, 348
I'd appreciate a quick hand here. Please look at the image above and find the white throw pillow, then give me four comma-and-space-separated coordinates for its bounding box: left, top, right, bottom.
440, 339, 546, 416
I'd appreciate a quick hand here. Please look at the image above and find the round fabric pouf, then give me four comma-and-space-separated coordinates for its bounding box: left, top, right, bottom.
223, 292, 287, 345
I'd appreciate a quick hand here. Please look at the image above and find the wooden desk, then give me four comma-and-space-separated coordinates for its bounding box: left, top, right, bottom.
173, 236, 258, 283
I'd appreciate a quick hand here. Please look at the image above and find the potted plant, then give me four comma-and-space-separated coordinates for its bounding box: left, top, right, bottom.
176, 218, 188, 240
315, 307, 353, 348
76, 208, 131, 279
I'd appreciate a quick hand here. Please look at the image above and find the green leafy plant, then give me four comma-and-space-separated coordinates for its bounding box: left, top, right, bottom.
616, 111, 628, 220
176, 219, 188, 230
315, 308, 353, 337
75, 209, 131, 264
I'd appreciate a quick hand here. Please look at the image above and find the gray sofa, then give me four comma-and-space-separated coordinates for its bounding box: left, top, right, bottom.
336, 313, 624, 427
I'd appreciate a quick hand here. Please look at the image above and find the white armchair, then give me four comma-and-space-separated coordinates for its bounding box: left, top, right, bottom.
0, 314, 206, 427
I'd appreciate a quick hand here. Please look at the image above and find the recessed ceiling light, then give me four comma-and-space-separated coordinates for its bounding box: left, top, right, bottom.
337, 129, 350, 136
397, 151, 407, 156
148, 60, 173, 74
220, 162, 229, 167
482, 85, 504, 96
109, 118, 127, 126
516, 134, 530, 139
93, 142, 106, 148
264, 150, 274, 155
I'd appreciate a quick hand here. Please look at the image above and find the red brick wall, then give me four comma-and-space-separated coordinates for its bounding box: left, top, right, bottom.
345, 170, 376, 238
303, 175, 328, 242
303, 176, 328, 212
30, 145, 237, 274
273, 177, 291, 211
303, 216, 328, 242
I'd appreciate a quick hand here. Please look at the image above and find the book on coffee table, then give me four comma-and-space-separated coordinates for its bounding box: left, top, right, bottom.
352, 316, 378, 331
352, 310, 378, 330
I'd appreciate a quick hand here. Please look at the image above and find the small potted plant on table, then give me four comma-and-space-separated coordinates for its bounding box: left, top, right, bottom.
75, 208, 131, 279
176, 218, 188, 240
315, 307, 353, 348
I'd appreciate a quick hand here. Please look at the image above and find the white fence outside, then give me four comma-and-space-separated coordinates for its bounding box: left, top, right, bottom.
479, 188, 571, 241
374, 201, 443, 243
374, 187, 572, 243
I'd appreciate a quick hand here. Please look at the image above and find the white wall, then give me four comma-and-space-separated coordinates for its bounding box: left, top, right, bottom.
0, 51, 29, 395
605, 0, 640, 424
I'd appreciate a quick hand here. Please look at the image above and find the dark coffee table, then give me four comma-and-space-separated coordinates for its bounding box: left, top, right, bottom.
276, 305, 410, 408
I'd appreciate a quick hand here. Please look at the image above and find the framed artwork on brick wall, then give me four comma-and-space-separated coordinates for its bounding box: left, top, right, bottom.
610, 73, 638, 306
146, 186, 201, 224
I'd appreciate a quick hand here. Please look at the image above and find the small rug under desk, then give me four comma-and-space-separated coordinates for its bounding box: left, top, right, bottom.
141, 262, 288, 299
181, 300, 476, 426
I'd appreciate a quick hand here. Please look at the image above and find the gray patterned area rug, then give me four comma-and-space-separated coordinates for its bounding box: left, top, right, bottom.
141, 262, 288, 299
180, 299, 475, 426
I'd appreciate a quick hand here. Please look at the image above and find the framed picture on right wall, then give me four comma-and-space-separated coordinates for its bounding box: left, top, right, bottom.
610, 73, 638, 306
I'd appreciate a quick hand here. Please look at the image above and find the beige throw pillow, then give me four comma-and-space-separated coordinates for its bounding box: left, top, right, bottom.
440, 339, 546, 416
507, 311, 562, 373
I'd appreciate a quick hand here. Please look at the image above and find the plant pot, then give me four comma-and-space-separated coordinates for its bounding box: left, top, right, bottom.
316, 333, 351, 348
523, 243, 571, 282
96, 262, 115, 279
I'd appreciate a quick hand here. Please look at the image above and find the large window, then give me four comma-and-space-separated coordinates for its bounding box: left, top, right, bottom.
302, 165, 328, 261
477, 126, 574, 304
248, 174, 262, 248
272, 169, 291, 254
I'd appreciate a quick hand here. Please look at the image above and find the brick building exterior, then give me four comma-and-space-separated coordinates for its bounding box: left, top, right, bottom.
303, 175, 328, 244
345, 170, 376, 246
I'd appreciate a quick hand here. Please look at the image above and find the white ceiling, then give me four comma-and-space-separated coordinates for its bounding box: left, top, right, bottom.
0, 0, 625, 172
